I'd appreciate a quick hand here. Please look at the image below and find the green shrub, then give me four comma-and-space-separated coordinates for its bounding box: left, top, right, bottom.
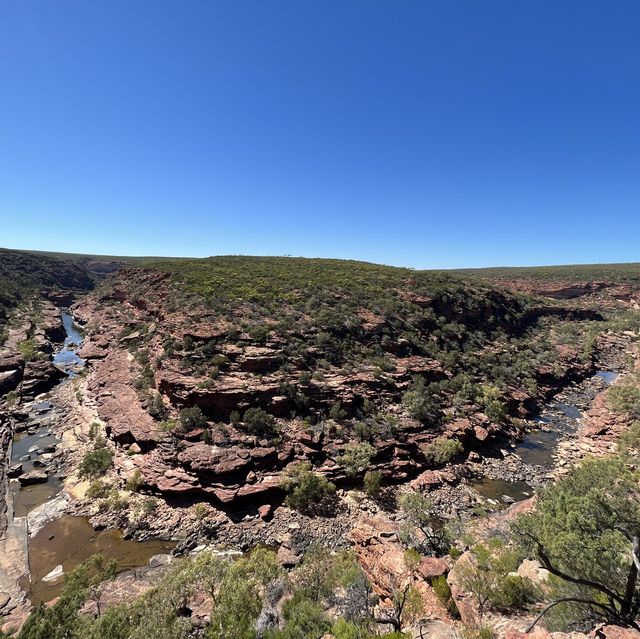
3, 390, 19, 407
423, 436, 463, 466
432, 575, 460, 617
159, 419, 177, 432
607, 383, 640, 417
276, 593, 330, 638
179, 406, 206, 431
460, 626, 496, 639
106, 489, 127, 512
479, 385, 507, 423
141, 498, 157, 515
148, 393, 166, 419
124, 470, 143, 492
88, 421, 101, 441
193, 503, 208, 521
490, 574, 538, 610
329, 401, 347, 421
337, 442, 376, 477
17, 338, 38, 361
432, 575, 451, 604
449, 546, 462, 560
363, 470, 382, 497
210, 354, 229, 367
242, 407, 278, 438
86, 480, 110, 499
402, 377, 442, 423
78, 448, 113, 479
280, 462, 336, 513
398, 491, 452, 556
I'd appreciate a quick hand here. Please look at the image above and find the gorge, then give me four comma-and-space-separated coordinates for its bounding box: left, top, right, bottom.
0, 249, 639, 638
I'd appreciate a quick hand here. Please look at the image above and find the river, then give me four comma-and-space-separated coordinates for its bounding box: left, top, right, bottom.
11, 311, 173, 605
469, 370, 618, 503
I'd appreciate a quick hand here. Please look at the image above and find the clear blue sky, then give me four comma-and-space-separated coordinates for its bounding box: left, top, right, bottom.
1, 1, 639, 268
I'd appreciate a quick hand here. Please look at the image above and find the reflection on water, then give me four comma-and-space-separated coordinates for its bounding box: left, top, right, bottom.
11, 422, 63, 516
11, 311, 175, 607
52, 312, 85, 373
12, 312, 83, 516
12, 429, 59, 467
471, 371, 617, 506
470, 476, 533, 503
26, 516, 174, 604
554, 402, 582, 419
13, 480, 63, 518
514, 430, 563, 468
596, 370, 618, 384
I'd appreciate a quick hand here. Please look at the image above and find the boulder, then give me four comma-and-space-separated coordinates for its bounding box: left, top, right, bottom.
258, 504, 273, 521
417, 556, 449, 580
7, 464, 23, 478
277, 543, 301, 567
447, 551, 480, 627
42, 565, 64, 583
18, 470, 48, 486
517, 558, 550, 587
593, 626, 640, 639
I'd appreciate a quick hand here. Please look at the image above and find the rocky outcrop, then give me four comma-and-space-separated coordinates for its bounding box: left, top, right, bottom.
0, 302, 66, 399
65, 265, 632, 515
87, 349, 162, 447
0, 415, 12, 535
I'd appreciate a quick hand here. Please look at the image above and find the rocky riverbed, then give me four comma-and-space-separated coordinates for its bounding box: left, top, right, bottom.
0, 308, 180, 630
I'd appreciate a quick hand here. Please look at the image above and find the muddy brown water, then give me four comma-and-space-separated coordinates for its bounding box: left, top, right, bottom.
470, 477, 533, 503
23, 516, 174, 604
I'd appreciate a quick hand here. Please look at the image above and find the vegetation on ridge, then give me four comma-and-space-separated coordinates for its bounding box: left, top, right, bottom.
0, 248, 94, 337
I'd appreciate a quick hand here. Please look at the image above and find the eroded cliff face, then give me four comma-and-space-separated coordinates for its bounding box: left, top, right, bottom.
2, 254, 639, 637
0, 302, 67, 398
68, 265, 621, 514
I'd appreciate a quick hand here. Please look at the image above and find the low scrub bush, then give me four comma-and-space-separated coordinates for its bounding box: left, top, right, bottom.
78, 448, 113, 479
242, 407, 279, 438
423, 436, 463, 466
280, 462, 336, 513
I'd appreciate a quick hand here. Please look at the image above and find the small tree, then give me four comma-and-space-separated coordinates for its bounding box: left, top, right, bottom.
402, 377, 442, 424
17, 338, 38, 361
363, 470, 383, 497
512, 456, 640, 631
479, 385, 507, 423
148, 393, 167, 420
329, 401, 348, 421
398, 491, 451, 556
78, 448, 113, 479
